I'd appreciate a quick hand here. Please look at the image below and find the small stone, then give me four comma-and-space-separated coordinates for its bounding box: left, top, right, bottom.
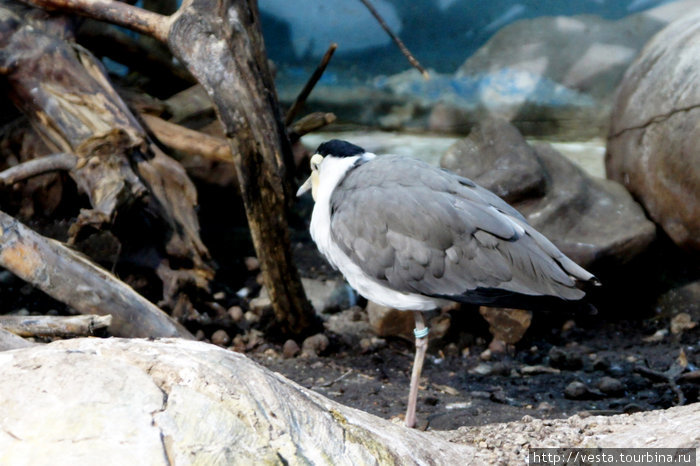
359, 337, 386, 353
562, 319, 576, 332
244, 311, 260, 324
228, 306, 244, 322
520, 365, 561, 375
301, 333, 329, 357
213, 291, 226, 301
488, 339, 507, 354
597, 376, 624, 396
282, 339, 300, 359
642, 329, 667, 343
470, 363, 493, 375
231, 334, 246, 352
461, 346, 471, 358
366, 302, 414, 338
263, 347, 279, 358
548, 347, 583, 370
564, 381, 605, 400
670, 313, 697, 335
211, 330, 230, 347
195, 329, 206, 341
480, 349, 492, 361
244, 256, 260, 271
564, 381, 590, 399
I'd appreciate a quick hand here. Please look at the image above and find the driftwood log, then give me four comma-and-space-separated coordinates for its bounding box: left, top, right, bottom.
18, 0, 318, 335
0, 314, 111, 337
0, 209, 193, 339
0, 3, 213, 315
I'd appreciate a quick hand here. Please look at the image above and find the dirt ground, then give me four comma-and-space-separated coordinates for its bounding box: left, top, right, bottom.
245, 232, 700, 433
250, 307, 698, 431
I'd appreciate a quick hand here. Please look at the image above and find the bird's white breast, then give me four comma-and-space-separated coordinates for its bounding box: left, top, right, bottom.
309, 154, 444, 311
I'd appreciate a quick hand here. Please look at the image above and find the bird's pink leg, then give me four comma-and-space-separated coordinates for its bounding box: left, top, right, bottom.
405, 311, 429, 428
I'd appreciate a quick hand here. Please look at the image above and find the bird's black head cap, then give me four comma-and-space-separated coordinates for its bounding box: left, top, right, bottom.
316, 139, 365, 158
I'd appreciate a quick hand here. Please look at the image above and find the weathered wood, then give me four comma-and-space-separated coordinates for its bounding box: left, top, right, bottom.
140, 113, 233, 163
0, 4, 213, 310
167, 0, 315, 334
17, 0, 317, 334
0, 210, 193, 339
288, 112, 337, 143
0, 328, 37, 351
0, 314, 112, 337
0, 152, 77, 186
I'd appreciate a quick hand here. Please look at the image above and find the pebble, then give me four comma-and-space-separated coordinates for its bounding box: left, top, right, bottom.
228, 306, 244, 323
359, 337, 386, 353
211, 329, 230, 346
470, 363, 493, 375
282, 339, 300, 358
301, 333, 329, 357
597, 376, 624, 396
564, 381, 589, 399
480, 349, 492, 361
549, 347, 583, 370
244, 311, 260, 324
244, 256, 260, 271
213, 291, 226, 300
520, 365, 561, 375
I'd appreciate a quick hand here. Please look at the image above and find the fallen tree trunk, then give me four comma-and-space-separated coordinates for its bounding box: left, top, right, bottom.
0, 210, 193, 339
0, 314, 112, 337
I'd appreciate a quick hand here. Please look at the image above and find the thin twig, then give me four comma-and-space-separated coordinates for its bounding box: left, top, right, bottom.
358, 0, 429, 80
634, 365, 686, 406
313, 369, 353, 389
284, 43, 338, 126
0, 153, 77, 186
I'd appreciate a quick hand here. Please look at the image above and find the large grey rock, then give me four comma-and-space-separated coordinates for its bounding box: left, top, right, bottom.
607, 10, 700, 252
0, 338, 475, 465
442, 119, 656, 267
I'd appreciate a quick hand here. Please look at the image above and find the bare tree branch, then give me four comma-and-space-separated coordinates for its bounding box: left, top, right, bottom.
285, 43, 337, 126
0, 153, 77, 186
0, 314, 112, 338
358, 0, 429, 79
24, 0, 171, 42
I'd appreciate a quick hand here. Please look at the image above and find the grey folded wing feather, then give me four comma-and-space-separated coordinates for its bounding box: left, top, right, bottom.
329, 155, 595, 304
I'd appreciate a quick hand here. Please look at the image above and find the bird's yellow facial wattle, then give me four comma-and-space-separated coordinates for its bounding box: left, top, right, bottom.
296, 153, 324, 201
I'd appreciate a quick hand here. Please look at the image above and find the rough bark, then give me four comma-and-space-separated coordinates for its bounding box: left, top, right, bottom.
0, 210, 193, 339
164, 0, 314, 334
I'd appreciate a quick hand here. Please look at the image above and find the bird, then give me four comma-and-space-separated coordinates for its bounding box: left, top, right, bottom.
297, 139, 599, 428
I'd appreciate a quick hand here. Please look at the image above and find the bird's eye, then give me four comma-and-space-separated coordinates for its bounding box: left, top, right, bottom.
310, 154, 324, 171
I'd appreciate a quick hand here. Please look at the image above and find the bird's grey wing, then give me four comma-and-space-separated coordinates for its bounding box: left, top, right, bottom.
329, 155, 591, 302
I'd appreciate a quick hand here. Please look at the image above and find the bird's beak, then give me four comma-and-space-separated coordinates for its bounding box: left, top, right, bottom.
297, 153, 323, 198
296, 176, 312, 197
